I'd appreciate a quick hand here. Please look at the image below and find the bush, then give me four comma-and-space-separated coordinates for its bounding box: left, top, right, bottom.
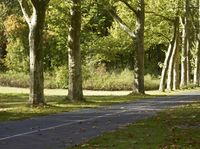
45, 66, 68, 89
144, 74, 160, 90
83, 69, 133, 90
0, 71, 29, 88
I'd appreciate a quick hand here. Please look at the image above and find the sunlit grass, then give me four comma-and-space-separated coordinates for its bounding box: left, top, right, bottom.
72, 102, 200, 149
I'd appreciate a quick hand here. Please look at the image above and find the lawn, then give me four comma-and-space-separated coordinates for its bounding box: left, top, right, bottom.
71, 102, 200, 149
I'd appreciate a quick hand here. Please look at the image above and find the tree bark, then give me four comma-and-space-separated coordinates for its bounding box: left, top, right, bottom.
133, 0, 145, 94
159, 34, 175, 92
68, 0, 84, 101
194, 0, 200, 86
180, 0, 189, 88
194, 41, 200, 86
173, 56, 180, 90
167, 18, 179, 91
18, 0, 49, 105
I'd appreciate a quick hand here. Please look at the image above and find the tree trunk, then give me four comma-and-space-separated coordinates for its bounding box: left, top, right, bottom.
68, 0, 83, 101
167, 18, 179, 91
180, 0, 189, 88
194, 41, 200, 86
194, 0, 200, 86
28, 8, 46, 105
173, 57, 180, 90
159, 36, 175, 92
18, 0, 49, 105
133, 0, 145, 94
186, 41, 191, 84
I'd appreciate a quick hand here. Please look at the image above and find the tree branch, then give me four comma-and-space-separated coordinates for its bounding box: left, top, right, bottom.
120, 0, 138, 16
146, 11, 174, 22
151, 32, 171, 42
109, 9, 136, 38
18, 0, 31, 24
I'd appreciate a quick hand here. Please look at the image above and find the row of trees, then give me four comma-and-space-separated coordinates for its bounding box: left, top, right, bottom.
16, 0, 146, 105
0, 0, 200, 105
159, 0, 200, 91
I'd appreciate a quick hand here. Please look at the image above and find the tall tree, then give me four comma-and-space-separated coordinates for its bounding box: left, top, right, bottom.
167, 17, 180, 91
68, 0, 84, 101
194, 0, 200, 86
18, 0, 50, 105
108, 0, 145, 94
180, 0, 190, 88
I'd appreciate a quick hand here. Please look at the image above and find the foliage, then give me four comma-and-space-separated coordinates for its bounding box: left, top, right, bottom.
0, 71, 29, 88
3, 15, 29, 72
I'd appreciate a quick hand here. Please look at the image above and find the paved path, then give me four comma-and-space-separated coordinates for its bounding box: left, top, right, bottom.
0, 94, 199, 149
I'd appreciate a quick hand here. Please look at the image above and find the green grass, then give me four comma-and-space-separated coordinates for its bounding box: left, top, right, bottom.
71, 102, 200, 149
0, 92, 155, 122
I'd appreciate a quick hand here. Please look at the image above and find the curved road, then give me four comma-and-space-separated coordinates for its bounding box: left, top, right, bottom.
0, 93, 199, 149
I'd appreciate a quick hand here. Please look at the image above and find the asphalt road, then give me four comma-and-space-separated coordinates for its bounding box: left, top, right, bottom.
0, 94, 199, 149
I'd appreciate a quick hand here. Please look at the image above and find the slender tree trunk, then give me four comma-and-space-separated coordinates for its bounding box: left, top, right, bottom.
133, 0, 145, 94
173, 57, 180, 90
180, 24, 187, 88
18, 0, 49, 105
194, 0, 200, 86
167, 18, 179, 91
194, 41, 200, 86
173, 32, 180, 90
68, 0, 83, 101
186, 41, 191, 84
159, 34, 176, 92
180, 0, 189, 88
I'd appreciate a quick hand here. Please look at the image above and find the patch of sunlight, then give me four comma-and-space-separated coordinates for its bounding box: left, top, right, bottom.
0, 107, 19, 111
53, 104, 98, 108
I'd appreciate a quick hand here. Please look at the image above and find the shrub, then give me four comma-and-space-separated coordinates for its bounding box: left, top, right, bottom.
0, 71, 29, 88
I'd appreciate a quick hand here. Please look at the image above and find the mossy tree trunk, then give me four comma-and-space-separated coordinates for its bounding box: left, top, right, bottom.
68, 0, 84, 102
18, 0, 50, 105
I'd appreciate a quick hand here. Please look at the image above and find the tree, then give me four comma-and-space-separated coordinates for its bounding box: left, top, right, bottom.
68, 0, 84, 101
194, 0, 200, 86
147, 0, 180, 92
106, 0, 145, 94
18, 0, 50, 105
180, 0, 190, 88
166, 17, 180, 91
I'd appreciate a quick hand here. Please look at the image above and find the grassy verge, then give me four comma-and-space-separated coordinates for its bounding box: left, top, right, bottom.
71, 102, 200, 149
0, 93, 155, 122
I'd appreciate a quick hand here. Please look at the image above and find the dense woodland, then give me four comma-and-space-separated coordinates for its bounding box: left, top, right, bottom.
0, 0, 200, 105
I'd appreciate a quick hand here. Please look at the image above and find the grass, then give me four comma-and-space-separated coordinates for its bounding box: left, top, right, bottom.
0, 92, 155, 122
0, 70, 160, 90
71, 102, 200, 149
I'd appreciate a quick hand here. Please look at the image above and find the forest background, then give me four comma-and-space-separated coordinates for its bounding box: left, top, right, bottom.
0, 0, 199, 94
